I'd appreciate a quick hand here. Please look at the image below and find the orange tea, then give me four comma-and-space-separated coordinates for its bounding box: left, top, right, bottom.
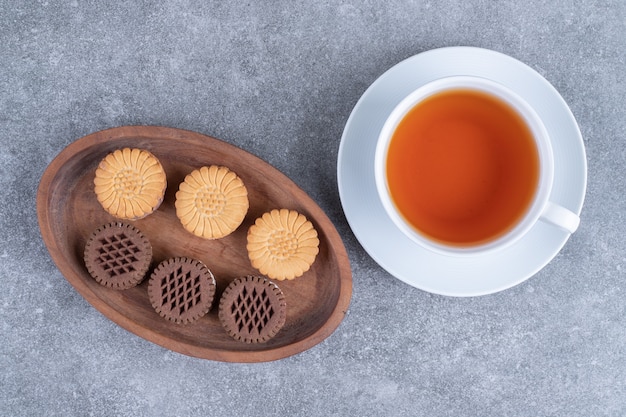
385, 88, 540, 247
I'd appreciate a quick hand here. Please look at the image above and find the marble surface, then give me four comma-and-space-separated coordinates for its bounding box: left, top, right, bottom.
1, 1, 625, 415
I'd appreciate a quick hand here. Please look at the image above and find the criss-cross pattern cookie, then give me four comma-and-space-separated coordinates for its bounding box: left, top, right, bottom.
84, 222, 152, 290
94, 148, 167, 220
175, 165, 249, 239
148, 257, 217, 324
219, 275, 286, 344
246, 209, 319, 280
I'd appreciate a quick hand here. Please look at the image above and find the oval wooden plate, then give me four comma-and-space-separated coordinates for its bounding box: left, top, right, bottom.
37, 126, 352, 362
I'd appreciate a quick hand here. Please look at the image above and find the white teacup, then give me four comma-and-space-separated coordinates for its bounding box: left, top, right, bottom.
374, 76, 580, 257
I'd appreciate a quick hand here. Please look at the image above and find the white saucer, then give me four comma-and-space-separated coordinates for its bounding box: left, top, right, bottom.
337, 46, 587, 297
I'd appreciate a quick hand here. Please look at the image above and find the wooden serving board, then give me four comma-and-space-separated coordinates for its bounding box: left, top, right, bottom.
37, 126, 352, 362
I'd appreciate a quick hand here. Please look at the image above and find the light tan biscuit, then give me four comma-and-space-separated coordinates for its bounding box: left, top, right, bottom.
175, 165, 249, 239
94, 148, 167, 220
246, 209, 319, 280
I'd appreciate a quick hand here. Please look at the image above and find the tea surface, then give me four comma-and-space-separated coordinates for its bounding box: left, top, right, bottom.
386, 89, 540, 246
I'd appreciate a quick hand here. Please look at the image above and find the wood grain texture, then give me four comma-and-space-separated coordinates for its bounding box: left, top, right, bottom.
37, 126, 352, 362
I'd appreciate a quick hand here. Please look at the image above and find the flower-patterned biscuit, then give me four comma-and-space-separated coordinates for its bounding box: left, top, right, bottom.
175, 165, 249, 239
94, 148, 167, 220
247, 209, 319, 280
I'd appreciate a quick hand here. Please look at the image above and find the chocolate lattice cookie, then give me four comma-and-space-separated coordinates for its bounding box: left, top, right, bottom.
148, 257, 216, 324
219, 275, 286, 344
84, 222, 152, 290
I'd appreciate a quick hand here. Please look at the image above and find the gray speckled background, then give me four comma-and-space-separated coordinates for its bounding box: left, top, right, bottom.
2, 1, 625, 416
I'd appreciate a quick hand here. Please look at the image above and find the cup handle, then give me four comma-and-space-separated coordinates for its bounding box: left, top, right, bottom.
539, 201, 580, 234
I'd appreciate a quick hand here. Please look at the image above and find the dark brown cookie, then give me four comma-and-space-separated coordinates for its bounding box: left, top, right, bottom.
218, 275, 286, 344
148, 257, 216, 324
84, 222, 152, 290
